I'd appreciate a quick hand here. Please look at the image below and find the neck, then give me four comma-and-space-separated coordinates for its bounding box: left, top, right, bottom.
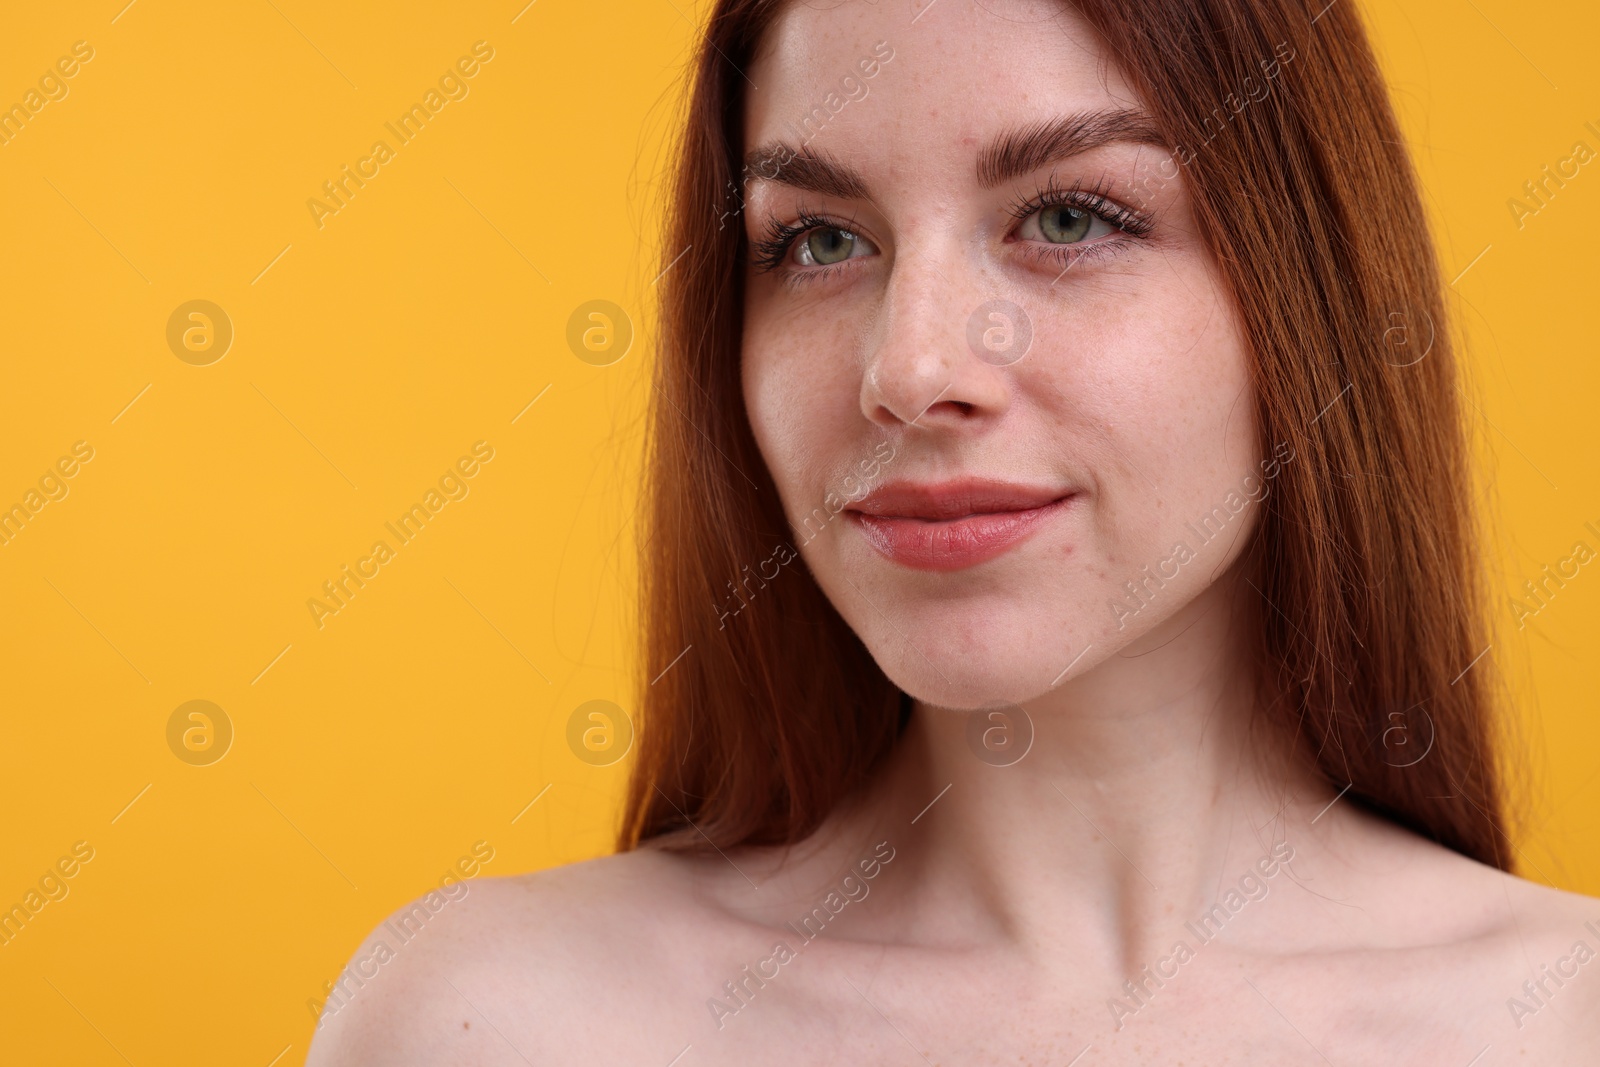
833, 572, 1337, 975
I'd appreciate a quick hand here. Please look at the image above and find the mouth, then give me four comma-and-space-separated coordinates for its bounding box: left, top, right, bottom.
844, 478, 1077, 572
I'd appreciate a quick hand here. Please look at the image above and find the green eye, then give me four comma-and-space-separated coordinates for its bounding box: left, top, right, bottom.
801, 228, 859, 265
1038, 205, 1093, 243
1016, 200, 1120, 247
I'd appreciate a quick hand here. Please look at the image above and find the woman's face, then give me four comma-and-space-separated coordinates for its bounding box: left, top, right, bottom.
740, 0, 1265, 710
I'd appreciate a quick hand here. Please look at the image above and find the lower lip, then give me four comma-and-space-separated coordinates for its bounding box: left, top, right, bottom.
847, 496, 1074, 571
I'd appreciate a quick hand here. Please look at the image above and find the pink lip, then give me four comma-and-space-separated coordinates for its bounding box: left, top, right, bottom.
845, 478, 1075, 571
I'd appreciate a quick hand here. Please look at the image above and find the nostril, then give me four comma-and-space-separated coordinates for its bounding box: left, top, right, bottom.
926, 399, 976, 420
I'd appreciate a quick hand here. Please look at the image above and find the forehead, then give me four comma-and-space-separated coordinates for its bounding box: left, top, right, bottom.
742, 0, 1142, 154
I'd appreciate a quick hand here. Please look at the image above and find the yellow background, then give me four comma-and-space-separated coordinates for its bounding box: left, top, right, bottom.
0, 1, 1593, 1062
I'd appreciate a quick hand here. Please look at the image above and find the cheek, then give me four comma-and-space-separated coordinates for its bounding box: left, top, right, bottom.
1127, 289, 1254, 474
1035, 263, 1258, 567
1163, 267, 1249, 427
741, 306, 864, 504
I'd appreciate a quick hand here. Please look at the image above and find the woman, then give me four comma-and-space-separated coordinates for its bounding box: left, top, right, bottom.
308, 0, 1600, 1062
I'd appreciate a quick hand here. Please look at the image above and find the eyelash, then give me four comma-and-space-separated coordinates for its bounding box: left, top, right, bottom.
1006, 173, 1154, 242
749, 175, 1154, 285
750, 210, 858, 279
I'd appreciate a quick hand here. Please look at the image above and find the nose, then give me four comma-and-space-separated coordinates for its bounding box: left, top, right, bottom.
859, 255, 1014, 432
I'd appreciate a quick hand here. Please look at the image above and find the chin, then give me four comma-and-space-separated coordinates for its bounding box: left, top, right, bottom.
892, 671, 1044, 712
856, 598, 1104, 710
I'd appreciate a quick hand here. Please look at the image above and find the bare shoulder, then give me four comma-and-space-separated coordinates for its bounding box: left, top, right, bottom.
1451, 863, 1600, 1060
304, 846, 717, 1066
1320, 811, 1600, 1059
1398, 825, 1600, 964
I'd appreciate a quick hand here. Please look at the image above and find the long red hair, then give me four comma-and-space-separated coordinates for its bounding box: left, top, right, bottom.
619, 0, 1512, 870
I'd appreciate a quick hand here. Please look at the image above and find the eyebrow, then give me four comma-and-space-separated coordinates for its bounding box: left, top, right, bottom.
741, 144, 869, 200
741, 107, 1171, 199
975, 107, 1171, 189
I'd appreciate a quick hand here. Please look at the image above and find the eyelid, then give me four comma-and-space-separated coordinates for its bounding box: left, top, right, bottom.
797, 228, 878, 268
749, 175, 1153, 283
750, 208, 879, 275
1014, 205, 1118, 245
1001, 176, 1154, 277
1004, 173, 1154, 239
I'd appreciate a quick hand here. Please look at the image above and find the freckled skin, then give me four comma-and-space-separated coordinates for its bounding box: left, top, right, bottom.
303, 4, 1600, 1065
740, 0, 1259, 713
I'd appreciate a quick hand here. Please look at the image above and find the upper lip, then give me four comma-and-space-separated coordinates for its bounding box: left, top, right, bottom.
847, 478, 1075, 520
